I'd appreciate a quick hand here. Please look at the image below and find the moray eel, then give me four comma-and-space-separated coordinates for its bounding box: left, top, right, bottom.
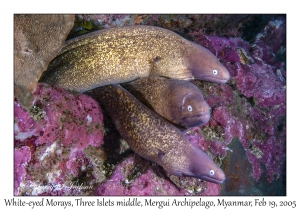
123, 76, 211, 129
88, 84, 225, 184
40, 25, 230, 92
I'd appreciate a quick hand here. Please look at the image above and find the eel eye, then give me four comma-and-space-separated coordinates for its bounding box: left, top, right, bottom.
213, 69, 218, 75
210, 170, 215, 176
187, 105, 193, 112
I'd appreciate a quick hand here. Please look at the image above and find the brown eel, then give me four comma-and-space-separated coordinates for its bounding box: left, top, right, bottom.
88, 84, 225, 184
40, 25, 230, 92
123, 76, 211, 129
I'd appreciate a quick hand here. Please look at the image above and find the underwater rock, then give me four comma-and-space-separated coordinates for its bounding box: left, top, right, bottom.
14, 14, 74, 108
14, 84, 105, 195
221, 137, 286, 195
221, 137, 262, 195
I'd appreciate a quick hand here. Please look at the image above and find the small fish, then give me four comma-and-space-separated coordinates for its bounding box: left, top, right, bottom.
123, 76, 211, 129
40, 25, 230, 92
88, 84, 225, 184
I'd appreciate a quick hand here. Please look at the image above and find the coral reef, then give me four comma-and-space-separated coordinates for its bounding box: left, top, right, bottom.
192, 17, 286, 184
94, 154, 188, 196
14, 84, 105, 195
14, 14, 286, 195
14, 14, 74, 108
14, 147, 31, 195
71, 14, 283, 40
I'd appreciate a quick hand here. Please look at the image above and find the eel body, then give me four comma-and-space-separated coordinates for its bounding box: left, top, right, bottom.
123, 76, 211, 128
40, 25, 230, 92
89, 84, 225, 184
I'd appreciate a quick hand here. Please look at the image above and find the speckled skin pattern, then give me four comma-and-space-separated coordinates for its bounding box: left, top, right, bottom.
123, 76, 211, 129
39, 25, 230, 92
89, 84, 225, 184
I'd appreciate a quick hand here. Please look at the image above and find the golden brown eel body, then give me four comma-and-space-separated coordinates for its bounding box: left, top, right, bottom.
40, 25, 230, 92
123, 77, 211, 128
89, 84, 225, 184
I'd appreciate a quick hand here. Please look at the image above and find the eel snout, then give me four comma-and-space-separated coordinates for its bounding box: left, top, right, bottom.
180, 113, 210, 128
189, 43, 230, 84
185, 147, 226, 184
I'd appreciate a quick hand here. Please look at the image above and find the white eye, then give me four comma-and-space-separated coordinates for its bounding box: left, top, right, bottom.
187, 105, 193, 112
210, 170, 215, 176
213, 69, 218, 75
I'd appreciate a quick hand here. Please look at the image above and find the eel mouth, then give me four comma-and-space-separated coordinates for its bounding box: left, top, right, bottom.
198, 174, 226, 184
182, 173, 225, 184
197, 75, 230, 84
180, 113, 210, 127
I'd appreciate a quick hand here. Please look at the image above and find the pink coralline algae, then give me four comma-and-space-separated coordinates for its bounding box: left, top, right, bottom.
95, 155, 188, 196
14, 147, 31, 195
14, 84, 105, 195
193, 18, 286, 184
